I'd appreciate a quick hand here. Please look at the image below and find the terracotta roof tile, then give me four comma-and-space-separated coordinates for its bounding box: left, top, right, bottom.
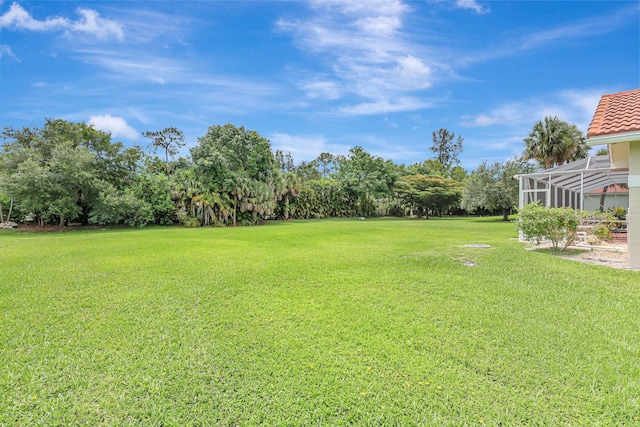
588, 184, 629, 194
587, 88, 640, 138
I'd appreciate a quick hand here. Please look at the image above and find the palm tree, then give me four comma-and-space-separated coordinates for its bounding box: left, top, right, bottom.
274, 171, 302, 219
523, 116, 588, 169
230, 177, 251, 226
562, 122, 589, 164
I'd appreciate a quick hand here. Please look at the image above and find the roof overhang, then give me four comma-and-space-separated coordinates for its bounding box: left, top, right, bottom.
586, 130, 640, 146
587, 131, 640, 171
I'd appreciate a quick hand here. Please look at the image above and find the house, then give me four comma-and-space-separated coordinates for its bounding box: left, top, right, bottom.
586, 88, 640, 269
584, 184, 628, 212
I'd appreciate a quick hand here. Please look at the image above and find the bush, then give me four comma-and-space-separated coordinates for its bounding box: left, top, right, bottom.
591, 223, 612, 242
580, 210, 618, 242
606, 206, 627, 230
388, 203, 406, 217
516, 203, 581, 251
608, 206, 627, 220
177, 211, 201, 228
131, 173, 175, 225
89, 185, 153, 227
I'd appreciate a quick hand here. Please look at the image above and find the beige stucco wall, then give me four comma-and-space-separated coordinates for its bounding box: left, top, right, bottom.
629, 141, 640, 269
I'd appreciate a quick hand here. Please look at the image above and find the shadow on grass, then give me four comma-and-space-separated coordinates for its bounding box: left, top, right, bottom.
464, 216, 513, 224
528, 247, 592, 256
2, 224, 181, 235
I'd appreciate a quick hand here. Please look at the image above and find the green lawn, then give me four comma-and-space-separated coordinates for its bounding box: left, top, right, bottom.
1, 218, 639, 426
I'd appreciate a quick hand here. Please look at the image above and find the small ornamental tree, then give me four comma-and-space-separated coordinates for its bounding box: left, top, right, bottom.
516, 202, 581, 251
395, 175, 462, 219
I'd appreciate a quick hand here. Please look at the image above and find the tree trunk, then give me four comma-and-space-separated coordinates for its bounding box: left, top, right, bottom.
78, 190, 89, 225
502, 207, 510, 221
59, 216, 65, 227
233, 194, 237, 226
7, 197, 13, 222
284, 195, 290, 219
599, 185, 609, 212
0, 200, 3, 223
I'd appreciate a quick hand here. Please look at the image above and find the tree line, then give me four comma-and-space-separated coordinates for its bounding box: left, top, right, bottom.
0, 116, 588, 227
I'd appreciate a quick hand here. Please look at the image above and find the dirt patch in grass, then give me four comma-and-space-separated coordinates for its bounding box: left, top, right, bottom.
557, 246, 632, 269
527, 241, 634, 270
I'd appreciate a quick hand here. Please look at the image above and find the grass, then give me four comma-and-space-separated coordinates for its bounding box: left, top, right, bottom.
1, 217, 639, 426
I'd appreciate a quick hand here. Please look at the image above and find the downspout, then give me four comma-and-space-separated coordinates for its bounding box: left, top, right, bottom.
580, 171, 585, 211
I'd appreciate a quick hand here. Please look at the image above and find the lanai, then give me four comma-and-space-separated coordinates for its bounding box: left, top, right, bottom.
517, 155, 628, 211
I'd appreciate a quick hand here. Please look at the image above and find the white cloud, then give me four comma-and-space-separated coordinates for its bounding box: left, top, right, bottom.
455, 0, 489, 15
356, 15, 402, 34
0, 44, 17, 60
556, 89, 605, 127
457, 88, 609, 164
459, 89, 606, 132
269, 131, 421, 164
302, 79, 342, 100
108, 8, 194, 46
396, 55, 433, 90
150, 77, 167, 85
70, 8, 124, 41
342, 133, 424, 163
73, 48, 186, 84
71, 47, 281, 107
0, 3, 68, 31
458, 5, 636, 66
384, 116, 398, 128
459, 104, 524, 127
277, 0, 447, 114
88, 115, 138, 139
310, 0, 410, 17
0, 3, 124, 40
520, 7, 634, 51
338, 97, 432, 115
268, 132, 350, 162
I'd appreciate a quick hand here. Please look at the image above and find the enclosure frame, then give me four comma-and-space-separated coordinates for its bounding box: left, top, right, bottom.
516, 156, 629, 211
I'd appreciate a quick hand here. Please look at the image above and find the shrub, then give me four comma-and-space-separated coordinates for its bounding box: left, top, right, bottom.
591, 223, 612, 242
580, 210, 618, 242
606, 206, 627, 230
89, 185, 153, 227
516, 203, 581, 251
177, 211, 201, 228
608, 206, 627, 220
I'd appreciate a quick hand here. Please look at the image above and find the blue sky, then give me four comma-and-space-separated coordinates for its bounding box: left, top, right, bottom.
1, 0, 638, 170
